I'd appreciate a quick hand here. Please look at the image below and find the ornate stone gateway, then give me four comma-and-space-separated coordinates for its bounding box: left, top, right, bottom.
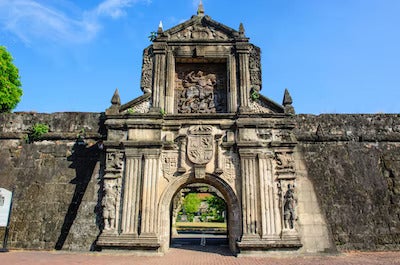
97, 3, 315, 255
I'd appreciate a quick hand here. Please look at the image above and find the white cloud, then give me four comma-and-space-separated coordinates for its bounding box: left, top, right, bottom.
95, 0, 135, 19
0, 0, 148, 45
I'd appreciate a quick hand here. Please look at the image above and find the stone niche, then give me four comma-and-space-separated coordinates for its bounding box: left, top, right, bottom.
99, 5, 332, 256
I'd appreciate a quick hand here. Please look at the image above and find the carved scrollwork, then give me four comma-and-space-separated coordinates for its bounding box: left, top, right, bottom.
275, 152, 294, 171
249, 44, 262, 92
140, 47, 153, 93
106, 152, 124, 171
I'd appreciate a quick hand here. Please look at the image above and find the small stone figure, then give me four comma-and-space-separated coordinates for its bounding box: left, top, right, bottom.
283, 184, 296, 229
103, 181, 118, 230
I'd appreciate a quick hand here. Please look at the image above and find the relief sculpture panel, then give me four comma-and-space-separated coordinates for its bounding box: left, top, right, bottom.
175, 63, 227, 113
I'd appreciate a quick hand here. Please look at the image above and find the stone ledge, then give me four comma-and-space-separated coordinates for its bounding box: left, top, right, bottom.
97, 234, 160, 251
237, 239, 302, 251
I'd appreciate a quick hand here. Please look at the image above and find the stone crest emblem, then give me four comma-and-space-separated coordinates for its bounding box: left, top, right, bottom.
187, 125, 213, 165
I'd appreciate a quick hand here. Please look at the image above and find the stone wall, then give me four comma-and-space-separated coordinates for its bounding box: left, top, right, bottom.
0, 112, 105, 250
295, 114, 400, 250
0, 112, 399, 251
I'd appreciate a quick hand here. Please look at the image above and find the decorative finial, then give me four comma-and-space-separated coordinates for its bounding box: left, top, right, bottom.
158, 21, 163, 33
239, 23, 245, 37
197, 0, 205, 16
111, 88, 121, 106
282, 88, 295, 114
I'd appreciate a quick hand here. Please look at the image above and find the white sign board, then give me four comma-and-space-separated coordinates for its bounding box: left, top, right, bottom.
0, 188, 12, 227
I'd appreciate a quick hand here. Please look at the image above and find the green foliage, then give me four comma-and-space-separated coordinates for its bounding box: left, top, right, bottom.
160, 108, 166, 116
26, 123, 49, 143
0, 46, 22, 112
206, 196, 226, 222
127, 108, 135, 114
250, 90, 260, 101
148, 31, 157, 41
182, 193, 201, 214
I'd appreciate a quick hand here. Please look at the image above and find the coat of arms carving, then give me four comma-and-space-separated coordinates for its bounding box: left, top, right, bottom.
187, 125, 214, 165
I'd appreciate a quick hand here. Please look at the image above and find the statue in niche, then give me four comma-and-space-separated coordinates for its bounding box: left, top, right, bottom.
103, 180, 119, 230
283, 184, 296, 229
178, 70, 217, 113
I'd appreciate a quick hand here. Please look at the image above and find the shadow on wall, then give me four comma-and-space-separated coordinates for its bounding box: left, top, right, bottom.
55, 138, 104, 250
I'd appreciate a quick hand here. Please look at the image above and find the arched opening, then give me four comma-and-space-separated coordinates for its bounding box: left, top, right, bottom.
170, 183, 228, 251
158, 174, 241, 255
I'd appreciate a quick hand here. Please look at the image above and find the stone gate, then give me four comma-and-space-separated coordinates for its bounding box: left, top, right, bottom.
97, 4, 331, 255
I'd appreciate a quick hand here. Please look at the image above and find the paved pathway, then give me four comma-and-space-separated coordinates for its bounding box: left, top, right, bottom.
1, 248, 400, 265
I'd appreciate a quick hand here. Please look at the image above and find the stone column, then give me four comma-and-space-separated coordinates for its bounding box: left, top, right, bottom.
237, 43, 251, 112
258, 153, 281, 239
152, 43, 167, 111
121, 154, 142, 236
240, 149, 260, 239
165, 50, 175, 114
228, 54, 238, 112
140, 151, 160, 237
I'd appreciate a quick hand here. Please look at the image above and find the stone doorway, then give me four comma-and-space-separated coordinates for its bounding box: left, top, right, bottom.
158, 174, 241, 255
170, 183, 228, 252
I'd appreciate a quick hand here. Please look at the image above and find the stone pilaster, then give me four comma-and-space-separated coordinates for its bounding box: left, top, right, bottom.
151, 43, 167, 112
258, 153, 281, 240
228, 54, 238, 112
121, 153, 142, 236
165, 50, 175, 114
237, 43, 251, 112
140, 152, 160, 237
239, 149, 260, 239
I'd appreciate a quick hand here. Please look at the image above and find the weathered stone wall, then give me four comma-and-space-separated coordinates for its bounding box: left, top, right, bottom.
1, 112, 399, 251
0, 112, 105, 250
294, 114, 400, 251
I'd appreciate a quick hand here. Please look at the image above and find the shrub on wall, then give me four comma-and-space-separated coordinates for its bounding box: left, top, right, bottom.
26, 123, 49, 143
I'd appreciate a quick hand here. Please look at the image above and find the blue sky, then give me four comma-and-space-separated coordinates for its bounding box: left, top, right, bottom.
1, 0, 399, 114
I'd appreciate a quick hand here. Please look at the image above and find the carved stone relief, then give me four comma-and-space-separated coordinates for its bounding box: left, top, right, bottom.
274, 130, 294, 142
187, 125, 214, 165
170, 24, 229, 40
249, 44, 262, 92
257, 129, 273, 141
222, 151, 239, 184
175, 63, 227, 113
106, 152, 124, 171
277, 182, 297, 231
140, 47, 153, 93
275, 152, 294, 172
283, 184, 296, 229
248, 100, 273, 114
102, 178, 121, 231
124, 98, 151, 114
161, 152, 179, 181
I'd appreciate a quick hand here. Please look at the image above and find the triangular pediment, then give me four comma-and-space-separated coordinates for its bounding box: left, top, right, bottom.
164, 15, 239, 41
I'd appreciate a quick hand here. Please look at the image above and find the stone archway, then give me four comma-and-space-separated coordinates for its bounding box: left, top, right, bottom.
158, 173, 241, 254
